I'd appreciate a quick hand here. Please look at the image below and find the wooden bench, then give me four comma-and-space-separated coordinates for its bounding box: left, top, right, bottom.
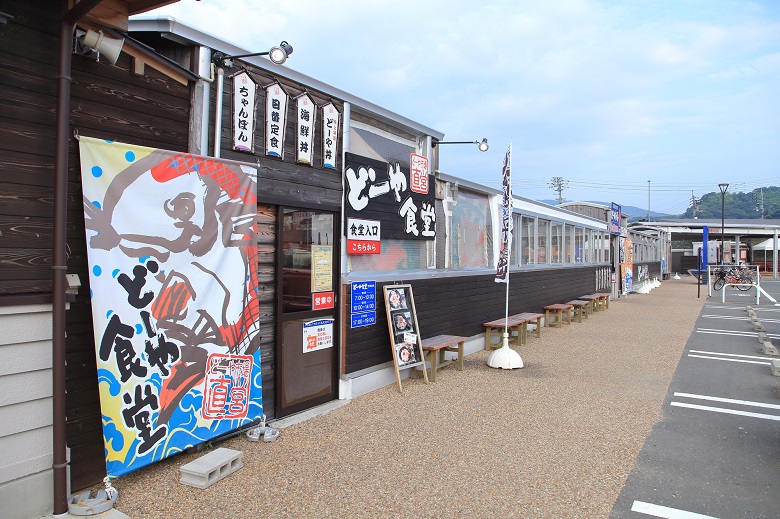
513, 312, 544, 342
416, 335, 466, 382
483, 313, 543, 350
544, 303, 573, 328
565, 300, 590, 323
580, 293, 609, 312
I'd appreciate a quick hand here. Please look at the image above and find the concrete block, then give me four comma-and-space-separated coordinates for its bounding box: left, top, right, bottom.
771, 359, 780, 377
180, 447, 243, 489
758, 332, 768, 344
754, 322, 765, 332
762, 341, 779, 356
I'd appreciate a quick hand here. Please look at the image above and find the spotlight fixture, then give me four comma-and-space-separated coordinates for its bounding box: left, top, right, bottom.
212, 41, 294, 68
432, 138, 489, 152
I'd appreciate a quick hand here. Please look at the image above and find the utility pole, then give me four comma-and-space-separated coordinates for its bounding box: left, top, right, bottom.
756, 188, 765, 219
549, 177, 566, 204
691, 191, 701, 219
647, 180, 650, 221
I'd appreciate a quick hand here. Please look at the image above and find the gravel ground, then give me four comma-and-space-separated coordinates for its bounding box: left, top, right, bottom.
113, 278, 705, 519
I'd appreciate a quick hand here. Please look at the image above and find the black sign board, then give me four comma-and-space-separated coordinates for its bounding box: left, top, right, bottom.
344, 153, 435, 241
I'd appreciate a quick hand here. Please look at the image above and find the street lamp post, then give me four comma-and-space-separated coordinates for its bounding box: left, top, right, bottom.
719, 183, 729, 264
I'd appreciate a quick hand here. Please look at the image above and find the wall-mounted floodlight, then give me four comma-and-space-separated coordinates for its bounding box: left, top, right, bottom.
432, 138, 489, 152
74, 29, 125, 65
212, 41, 294, 68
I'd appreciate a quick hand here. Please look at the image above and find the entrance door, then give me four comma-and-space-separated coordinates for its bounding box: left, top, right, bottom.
277, 207, 339, 417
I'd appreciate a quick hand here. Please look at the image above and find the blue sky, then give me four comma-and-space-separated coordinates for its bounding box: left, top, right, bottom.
138, 0, 780, 215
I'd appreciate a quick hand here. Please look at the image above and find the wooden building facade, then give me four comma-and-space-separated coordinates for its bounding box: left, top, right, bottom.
1, 1, 352, 514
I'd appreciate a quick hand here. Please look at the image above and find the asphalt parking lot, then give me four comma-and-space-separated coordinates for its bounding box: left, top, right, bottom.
610, 279, 780, 519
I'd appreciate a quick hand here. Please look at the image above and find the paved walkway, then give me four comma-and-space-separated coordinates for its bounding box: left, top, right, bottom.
111, 278, 714, 518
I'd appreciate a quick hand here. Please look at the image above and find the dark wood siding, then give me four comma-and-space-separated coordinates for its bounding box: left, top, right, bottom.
64, 36, 192, 492
0, 1, 58, 296
256, 204, 277, 419
345, 266, 601, 373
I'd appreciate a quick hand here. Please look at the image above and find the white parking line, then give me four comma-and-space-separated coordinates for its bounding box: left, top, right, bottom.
704, 305, 780, 314
670, 402, 780, 421
696, 328, 780, 339
701, 314, 780, 323
631, 500, 719, 518
688, 350, 770, 360
687, 354, 770, 365
673, 392, 780, 410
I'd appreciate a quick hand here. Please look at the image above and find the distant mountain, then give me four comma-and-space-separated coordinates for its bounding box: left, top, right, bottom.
536, 200, 670, 218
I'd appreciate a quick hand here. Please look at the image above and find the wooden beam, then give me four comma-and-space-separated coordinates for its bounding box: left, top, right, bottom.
122, 45, 191, 86
131, 56, 144, 76
72, 0, 129, 31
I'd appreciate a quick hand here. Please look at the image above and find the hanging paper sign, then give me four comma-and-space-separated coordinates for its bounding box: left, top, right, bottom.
346, 218, 381, 254
311, 245, 333, 292
296, 93, 315, 164
313, 291, 334, 310
232, 71, 256, 152
322, 103, 340, 169
265, 82, 288, 158
409, 153, 429, 194
303, 319, 334, 352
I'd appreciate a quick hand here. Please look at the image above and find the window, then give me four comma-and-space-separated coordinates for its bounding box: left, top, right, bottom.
348, 239, 427, 271
564, 224, 574, 263
521, 216, 535, 266
575, 227, 584, 263
538, 219, 549, 264
511, 214, 522, 266
583, 229, 589, 263
282, 210, 335, 312
450, 190, 492, 268
550, 222, 563, 264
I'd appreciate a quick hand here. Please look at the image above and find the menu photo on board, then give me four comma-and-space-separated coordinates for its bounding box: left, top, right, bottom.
383, 284, 427, 391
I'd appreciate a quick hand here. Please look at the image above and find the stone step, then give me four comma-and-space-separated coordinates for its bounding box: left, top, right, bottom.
179, 447, 243, 489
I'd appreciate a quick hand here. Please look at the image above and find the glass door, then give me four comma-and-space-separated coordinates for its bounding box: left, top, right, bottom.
277, 207, 338, 417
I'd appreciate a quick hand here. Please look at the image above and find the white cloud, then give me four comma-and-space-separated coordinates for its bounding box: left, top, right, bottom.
137, 0, 780, 210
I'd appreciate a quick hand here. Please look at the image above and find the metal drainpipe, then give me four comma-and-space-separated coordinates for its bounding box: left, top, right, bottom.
55, 0, 103, 515
213, 66, 224, 157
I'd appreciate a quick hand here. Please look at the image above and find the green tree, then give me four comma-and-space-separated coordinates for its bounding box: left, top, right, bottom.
681, 186, 780, 219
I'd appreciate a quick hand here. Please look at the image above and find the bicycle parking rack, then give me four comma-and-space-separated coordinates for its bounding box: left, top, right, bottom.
708, 265, 780, 305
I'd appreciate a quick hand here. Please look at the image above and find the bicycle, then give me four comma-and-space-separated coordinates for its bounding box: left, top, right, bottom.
712, 266, 754, 291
